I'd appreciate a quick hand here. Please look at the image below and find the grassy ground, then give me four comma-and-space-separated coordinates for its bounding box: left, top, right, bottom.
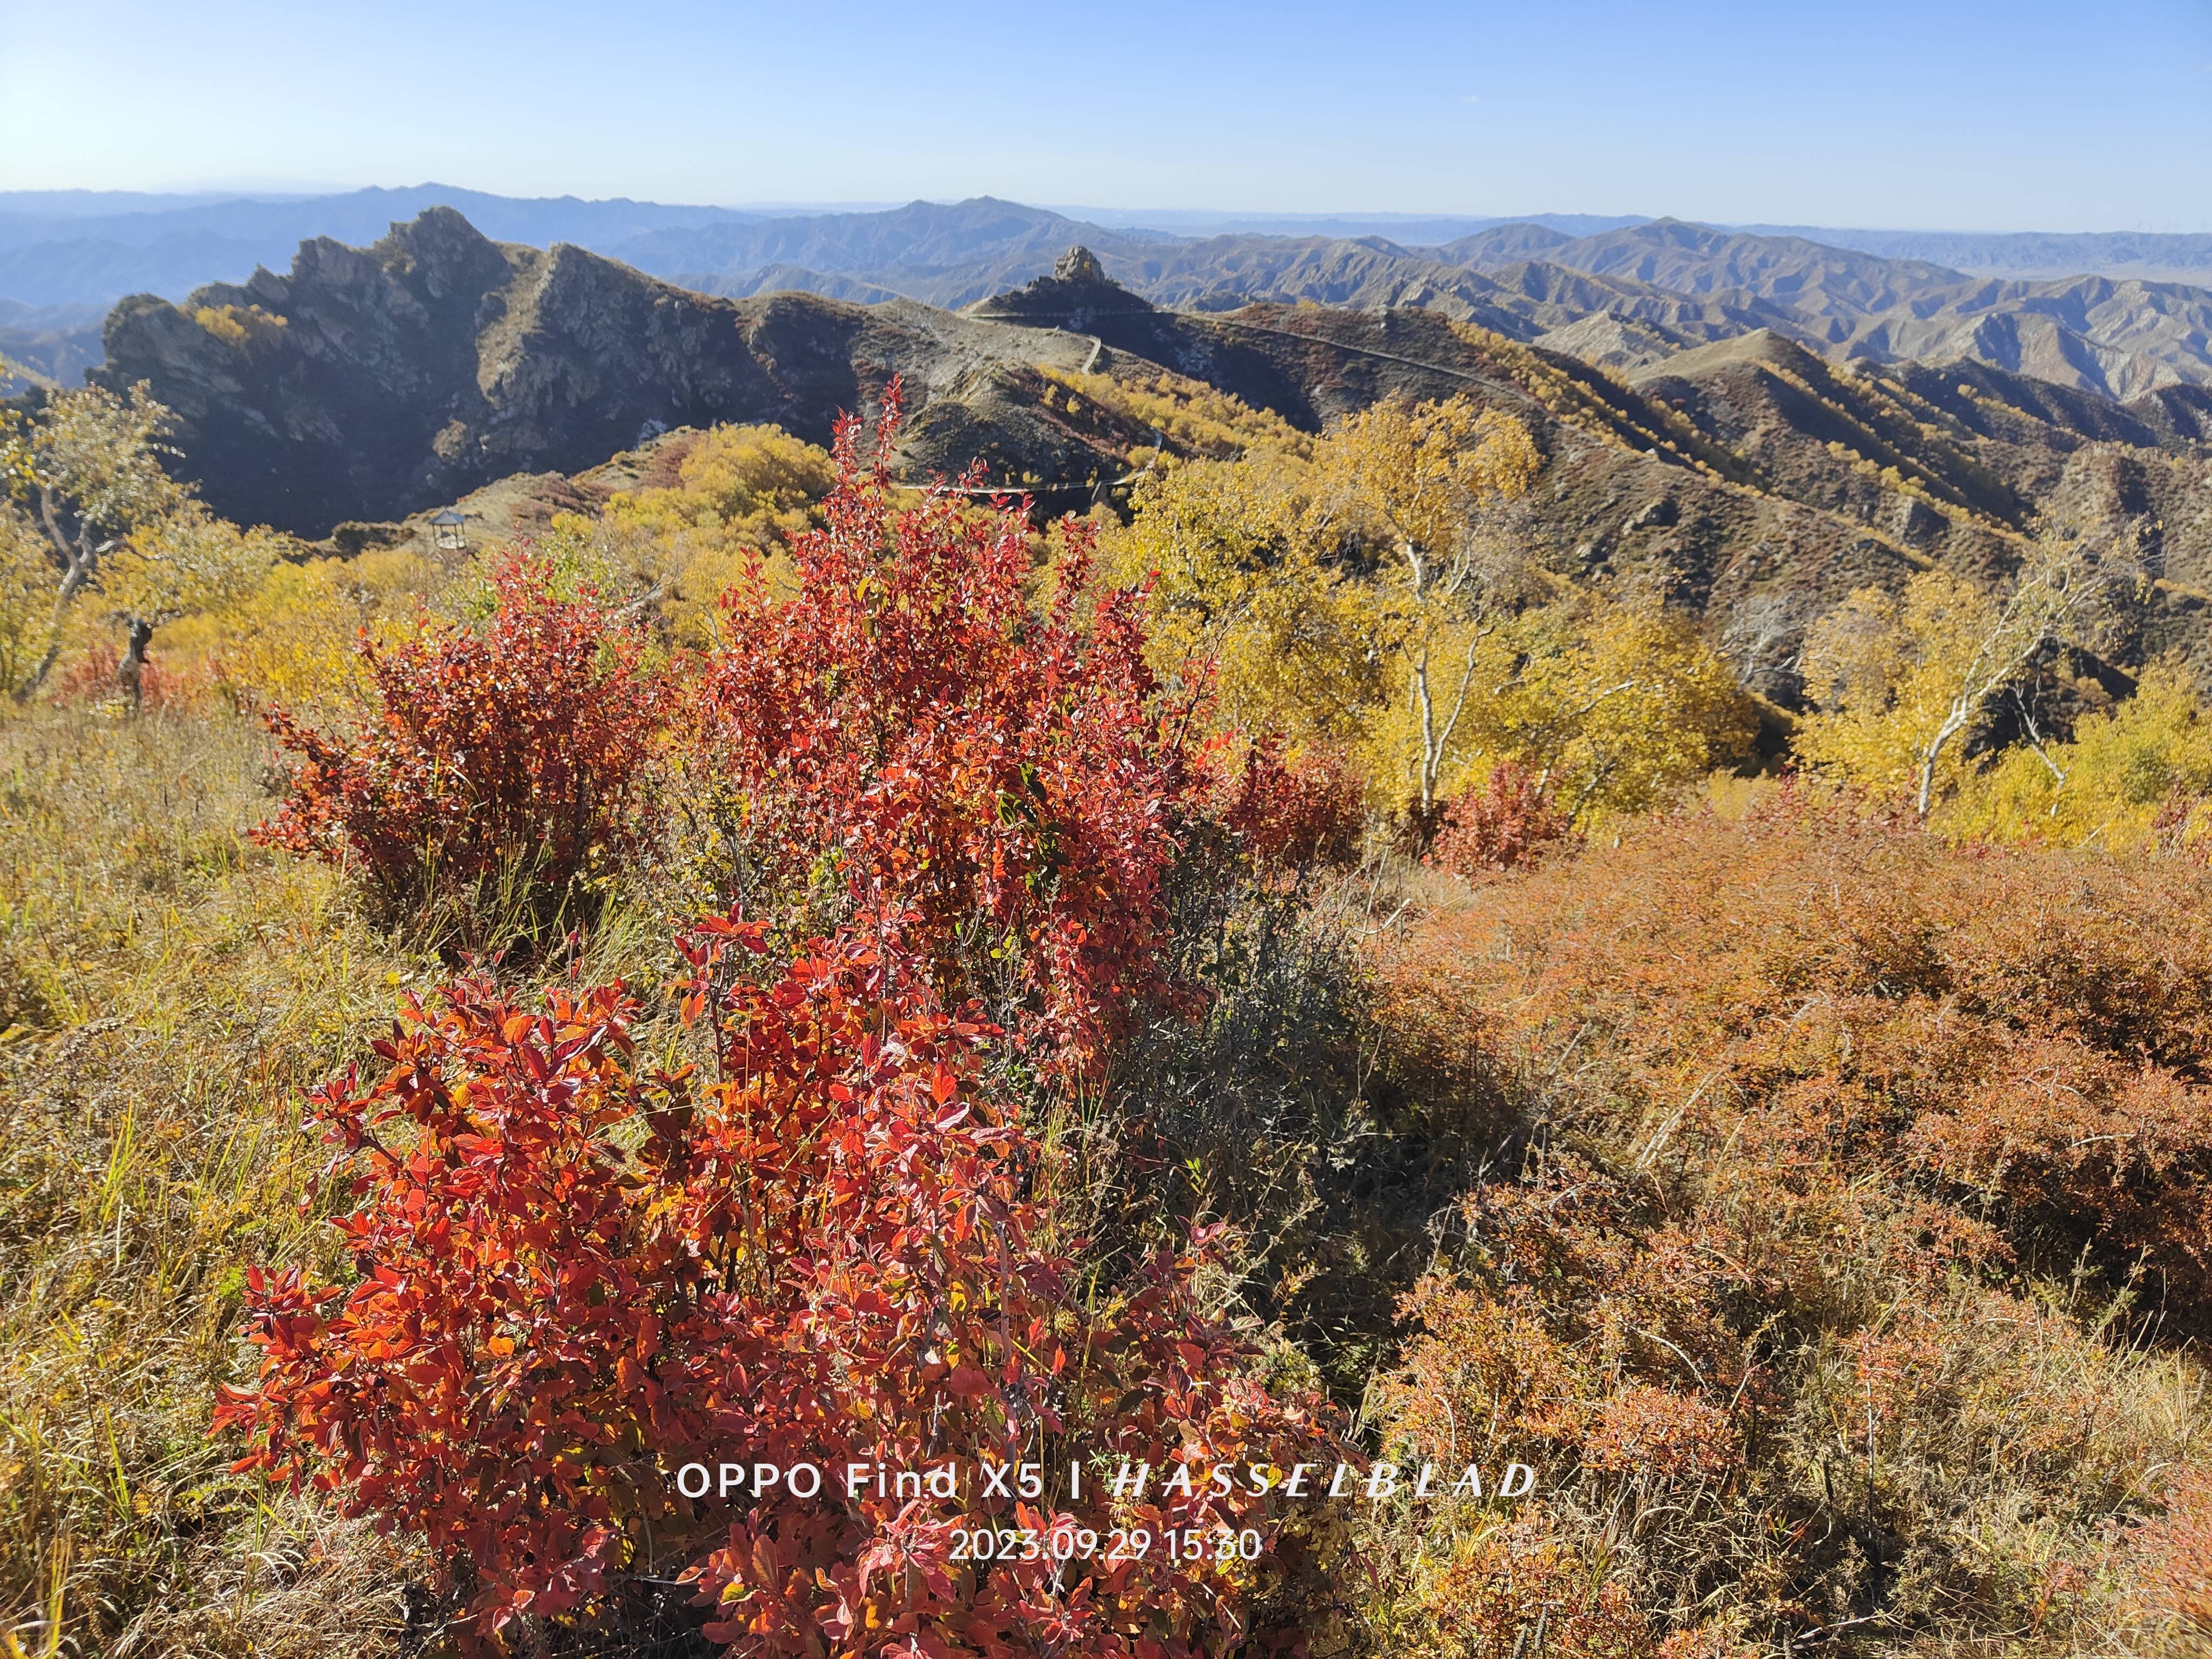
10, 702, 2211, 1657
0, 706, 424, 1657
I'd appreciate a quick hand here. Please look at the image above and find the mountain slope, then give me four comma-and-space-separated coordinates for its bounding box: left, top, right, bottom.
95, 208, 1116, 535
658, 212, 2212, 402
1452, 219, 1970, 310
29, 193, 2212, 404
977, 260, 2212, 687
0, 300, 104, 391
1445, 221, 2212, 400
99, 213, 2212, 697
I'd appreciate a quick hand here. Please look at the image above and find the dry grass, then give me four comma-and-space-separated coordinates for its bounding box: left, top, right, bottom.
0, 706, 431, 1656
13, 705, 2212, 1659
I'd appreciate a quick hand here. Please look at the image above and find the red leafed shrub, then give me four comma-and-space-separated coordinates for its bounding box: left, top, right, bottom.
1426, 761, 1571, 878
1219, 740, 1365, 871
694, 386, 1198, 1075
216, 911, 1340, 1654
252, 550, 662, 911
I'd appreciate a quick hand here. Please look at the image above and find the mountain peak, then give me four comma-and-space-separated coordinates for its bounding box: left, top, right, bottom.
968, 244, 1153, 325
1054, 245, 1107, 284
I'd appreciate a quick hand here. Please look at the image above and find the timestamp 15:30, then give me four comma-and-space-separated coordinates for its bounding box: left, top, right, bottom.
950, 1524, 1266, 1564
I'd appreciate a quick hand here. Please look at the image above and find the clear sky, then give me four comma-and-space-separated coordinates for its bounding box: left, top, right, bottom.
4, 0, 2209, 231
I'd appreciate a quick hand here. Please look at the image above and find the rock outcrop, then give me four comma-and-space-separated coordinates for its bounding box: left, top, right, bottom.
98, 209, 1111, 535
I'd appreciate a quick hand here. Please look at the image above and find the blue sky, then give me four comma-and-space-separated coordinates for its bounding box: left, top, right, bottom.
4, 0, 2208, 230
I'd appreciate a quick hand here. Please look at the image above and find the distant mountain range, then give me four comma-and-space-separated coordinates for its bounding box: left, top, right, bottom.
8, 188, 2212, 406
0, 300, 104, 388
92, 211, 2212, 710
647, 205, 2212, 402
1730, 226, 2212, 284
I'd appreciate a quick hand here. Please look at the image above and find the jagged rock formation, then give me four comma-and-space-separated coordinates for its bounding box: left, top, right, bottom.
96, 208, 1109, 535
35, 192, 2212, 403
966, 244, 1162, 331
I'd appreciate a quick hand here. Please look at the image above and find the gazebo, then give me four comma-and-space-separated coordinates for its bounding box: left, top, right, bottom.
429, 508, 468, 551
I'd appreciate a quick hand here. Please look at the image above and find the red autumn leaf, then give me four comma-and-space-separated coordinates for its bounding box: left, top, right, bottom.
946, 1364, 989, 1401
218, 917, 1341, 1655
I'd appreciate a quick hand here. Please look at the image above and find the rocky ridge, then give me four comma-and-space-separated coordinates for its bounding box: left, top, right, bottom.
23, 193, 2212, 402
95, 208, 1112, 534
96, 214, 2212, 700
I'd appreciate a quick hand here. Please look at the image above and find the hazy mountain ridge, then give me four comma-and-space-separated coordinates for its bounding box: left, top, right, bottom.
0, 184, 757, 257
1447, 219, 1974, 305
1040, 208, 1647, 240
619, 210, 2212, 399
17, 190, 2212, 406
615, 197, 1171, 301
94, 212, 2212, 702
12, 187, 2209, 295
1440, 220, 2212, 400
0, 185, 759, 307
0, 299, 105, 391
1735, 225, 2212, 284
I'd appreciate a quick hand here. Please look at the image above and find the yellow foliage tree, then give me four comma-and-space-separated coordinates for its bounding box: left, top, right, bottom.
1107, 453, 1379, 746
569, 423, 837, 647
0, 503, 54, 699
1043, 368, 1312, 463
601, 423, 832, 548
177, 542, 443, 715
1110, 393, 1753, 827
1946, 662, 2212, 851
1, 381, 191, 699
1384, 601, 1754, 827
1796, 543, 2111, 816
1307, 395, 1542, 815
186, 424, 833, 712
97, 507, 291, 703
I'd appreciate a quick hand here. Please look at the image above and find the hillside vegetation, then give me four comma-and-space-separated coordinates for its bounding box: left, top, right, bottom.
80, 215, 2212, 738
7, 334, 2212, 1659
